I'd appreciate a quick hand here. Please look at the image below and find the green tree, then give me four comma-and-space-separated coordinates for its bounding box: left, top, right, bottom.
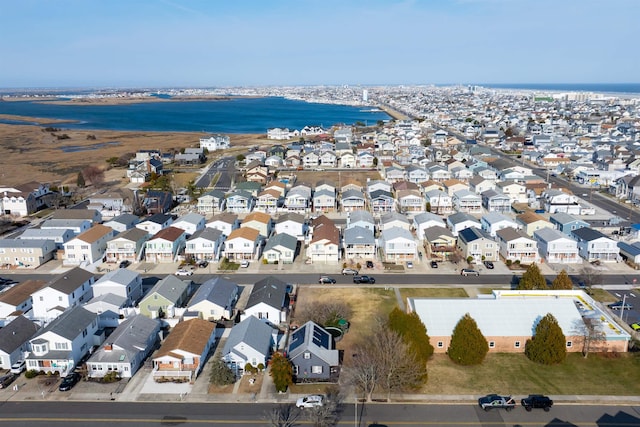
269, 352, 293, 393
388, 307, 434, 365
236, 154, 245, 162
426, 201, 431, 212
551, 269, 573, 290
209, 359, 236, 386
518, 263, 547, 290
448, 313, 488, 365
525, 313, 567, 365
373, 157, 378, 167
76, 171, 85, 188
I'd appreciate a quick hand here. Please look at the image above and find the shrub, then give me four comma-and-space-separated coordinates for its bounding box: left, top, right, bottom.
25, 369, 39, 379
525, 313, 567, 365
356, 262, 361, 270
257, 363, 265, 372
244, 363, 256, 374
466, 256, 474, 264
102, 371, 120, 383
210, 359, 236, 386
506, 259, 513, 266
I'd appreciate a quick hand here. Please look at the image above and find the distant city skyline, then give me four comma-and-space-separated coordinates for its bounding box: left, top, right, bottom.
2, 0, 639, 88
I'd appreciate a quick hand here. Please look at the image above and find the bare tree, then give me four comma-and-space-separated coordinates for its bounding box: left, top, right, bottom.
579, 266, 603, 294
572, 317, 606, 358
295, 301, 353, 328
264, 404, 300, 427
82, 165, 105, 186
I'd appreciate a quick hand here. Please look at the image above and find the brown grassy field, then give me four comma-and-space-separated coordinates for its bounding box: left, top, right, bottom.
293, 170, 381, 188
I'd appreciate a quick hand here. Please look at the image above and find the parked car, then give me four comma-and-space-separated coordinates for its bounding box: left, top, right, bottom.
196, 260, 209, 268
430, 260, 438, 268
521, 394, 553, 411
10, 360, 26, 374
175, 269, 194, 276
240, 260, 250, 268
353, 275, 375, 284
58, 372, 81, 392
608, 300, 633, 310
319, 275, 336, 284
119, 260, 131, 268
631, 323, 640, 331
483, 261, 494, 269
0, 373, 16, 389
406, 261, 413, 269
366, 260, 374, 268
478, 394, 515, 411
342, 268, 359, 275
461, 268, 480, 277
296, 394, 325, 409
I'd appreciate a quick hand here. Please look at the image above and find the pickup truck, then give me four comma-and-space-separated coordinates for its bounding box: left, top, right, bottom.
353, 275, 376, 284
521, 394, 553, 411
478, 394, 516, 411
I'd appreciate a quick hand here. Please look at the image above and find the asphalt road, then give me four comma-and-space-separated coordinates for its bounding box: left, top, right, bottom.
0, 401, 639, 427
194, 157, 234, 189
608, 288, 640, 325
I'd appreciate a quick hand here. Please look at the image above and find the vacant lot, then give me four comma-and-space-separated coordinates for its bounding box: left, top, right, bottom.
293, 170, 381, 188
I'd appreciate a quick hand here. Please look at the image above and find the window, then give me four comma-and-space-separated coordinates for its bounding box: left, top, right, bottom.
514, 341, 521, 348
489, 341, 495, 348
437, 341, 444, 348
566, 341, 572, 348
311, 365, 323, 374
303, 352, 311, 359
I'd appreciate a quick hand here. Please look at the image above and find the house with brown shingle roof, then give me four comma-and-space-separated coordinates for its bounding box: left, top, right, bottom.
0, 279, 46, 319
306, 215, 340, 263
63, 224, 116, 266
152, 318, 216, 382
224, 227, 262, 261
515, 211, 553, 237
255, 189, 281, 213
241, 211, 273, 237
144, 226, 187, 263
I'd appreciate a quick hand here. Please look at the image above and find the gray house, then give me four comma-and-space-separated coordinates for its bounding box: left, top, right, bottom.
0, 315, 39, 370
288, 321, 339, 382
221, 316, 275, 375
187, 277, 239, 321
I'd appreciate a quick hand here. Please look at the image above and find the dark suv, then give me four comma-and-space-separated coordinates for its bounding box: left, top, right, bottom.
353, 275, 375, 284
521, 394, 553, 411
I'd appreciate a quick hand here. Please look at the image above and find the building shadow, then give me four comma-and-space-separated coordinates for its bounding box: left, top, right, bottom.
598, 411, 640, 426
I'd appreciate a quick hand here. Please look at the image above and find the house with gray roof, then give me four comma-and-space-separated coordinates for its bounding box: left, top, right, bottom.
343, 226, 376, 260
549, 212, 589, 236
379, 227, 417, 262
481, 212, 519, 237
242, 276, 290, 326
86, 314, 161, 379
187, 277, 239, 321
92, 268, 143, 306
31, 267, 95, 321
571, 228, 619, 263
0, 238, 56, 269
533, 227, 580, 264
457, 227, 499, 263
41, 218, 92, 235
139, 275, 191, 319
618, 241, 640, 265
262, 233, 298, 264
83, 293, 128, 328
221, 316, 275, 375
446, 212, 481, 236
106, 227, 150, 264
0, 315, 39, 370
25, 305, 100, 375
346, 210, 375, 232
288, 321, 339, 382
18, 227, 74, 250
341, 188, 366, 212
104, 213, 141, 234
185, 227, 225, 262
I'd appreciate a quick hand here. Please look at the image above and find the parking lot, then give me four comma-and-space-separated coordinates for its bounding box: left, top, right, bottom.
607, 288, 640, 328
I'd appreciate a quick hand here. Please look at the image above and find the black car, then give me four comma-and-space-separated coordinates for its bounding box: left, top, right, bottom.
430, 260, 438, 268
119, 260, 131, 268
58, 372, 81, 392
0, 373, 17, 389
353, 275, 375, 284
521, 394, 553, 411
608, 300, 633, 310
318, 275, 336, 284
366, 260, 374, 268
483, 261, 494, 269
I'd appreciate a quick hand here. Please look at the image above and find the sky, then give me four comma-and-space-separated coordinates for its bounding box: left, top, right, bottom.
1, 0, 639, 88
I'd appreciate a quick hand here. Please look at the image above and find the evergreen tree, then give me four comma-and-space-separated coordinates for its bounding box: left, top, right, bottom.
388, 307, 434, 365
551, 269, 573, 290
518, 263, 547, 290
209, 359, 235, 386
448, 313, 488, 365
76, 171, 85, 188
269, 352, 293, 393
525, 313, 567, 365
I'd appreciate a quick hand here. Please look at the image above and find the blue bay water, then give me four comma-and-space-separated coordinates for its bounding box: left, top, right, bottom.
0, 97, 390, 133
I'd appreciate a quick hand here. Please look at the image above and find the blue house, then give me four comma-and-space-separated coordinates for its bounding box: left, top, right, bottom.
550, 212, 589, 236
287, 321, 339, 382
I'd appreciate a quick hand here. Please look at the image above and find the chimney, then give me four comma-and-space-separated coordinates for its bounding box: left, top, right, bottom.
104, 343, 113, 351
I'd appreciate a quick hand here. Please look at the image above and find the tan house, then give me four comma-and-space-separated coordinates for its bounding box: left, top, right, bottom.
63, 224, 115, 266
241, 211, 272, 237
516, 212, 553, 236
496, 227, 540, 264
306, 215, 340, 263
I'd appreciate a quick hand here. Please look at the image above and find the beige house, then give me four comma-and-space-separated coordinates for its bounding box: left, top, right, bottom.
63, 224, 115, 266
0, 239, 56, 269
241, 211, 272, 237
496, 227, 540, 264
516, 212, 553, 236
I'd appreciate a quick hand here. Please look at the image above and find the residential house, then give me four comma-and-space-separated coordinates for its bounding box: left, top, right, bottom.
136, 213, 175, 236
457, 227, 499, 263
222, 316, 274, 375
184, 227, 224, 262
549, 212, 590, 236
197, 190, 226, 215
50, 208, 102, 225
306, 216, 340, 263
340, 152, 357, 168
453, 189, 482, 214
496, 181, 527, 204
83, 293, 128, 329
516, 212, 553, 236
25, 306, 99, 375
206, 212, 240, 237
172, 213, 206, 237
617, 241, 640, 265
104, 214, 140, 234
284, 185, 311, 213
542, 189, 581, 215
379, 212, 411, 232
346, 210, 375, 233
41, 218, 92, 236
413, 212, 446, 241
263, 233, 298, 264
187, 277, 239, 321
105, 227, 149, 264
18, 228, 74, 250
423, 226, 456, 261
199, 134, 230, 150
341, 188, 366, 212
369, 189, 396, 213
313, 188, 337, 213
226, 190, 255, 213
255, 189, 281, 213
571, 228, 620, 263
0, 316, 39, 370
139, 275, 191, 319
533, 228, 580, 264
92, 268, 143, 306
496, 227, 540, 264
143, 191, 174, 215
425, 189, 453, 214
443, 179, 469, 196
0, 185, 37, 216
406, 165, 429, 183
446, 212, 481, 237
343, 226, 376, 261
0, 239, 56, 269
242, 276, 290, 326
357, 151, 375, 168
397, 189, 425, 214
0, 279, 45, 320
274, 213, 306, 240
379, 227, 417, 262
152, 319, 216, 382
63, 224, 115, 266
241, 211, 272, 238
144, 226, 187, 263
224, 227, 262, 261
481, 189, 512, 214
481, 212, 519, 237
31, 267, 95, 321
469, 176, 496, 195
88, 191, 130, 219
288, 321, 339, 382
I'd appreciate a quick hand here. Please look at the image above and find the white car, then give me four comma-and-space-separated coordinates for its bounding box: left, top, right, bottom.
10, 360, 26, 374
240, 260, 250, 268
296, 394, 325, 409
175, 269, 193, 276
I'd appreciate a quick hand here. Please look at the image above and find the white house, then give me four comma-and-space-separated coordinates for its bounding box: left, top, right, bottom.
378, 227, 417, 262
0, 316, 39, 370
242, 276, 289, 326
481, 212, 519, 237
187, 277, 239, 321
172, 213, 206, 237
534, 228, 580, 264
496, 227, 540, 264
63, 224, 115, 266
92, 268, 143, 306
184, 227, 225, 262
31, 267, 95, 321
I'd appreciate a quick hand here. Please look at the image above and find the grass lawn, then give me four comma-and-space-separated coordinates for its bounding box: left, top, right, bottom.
588, 288, 618, 303
399, 287, 468, 301
422, 352, 640, 395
